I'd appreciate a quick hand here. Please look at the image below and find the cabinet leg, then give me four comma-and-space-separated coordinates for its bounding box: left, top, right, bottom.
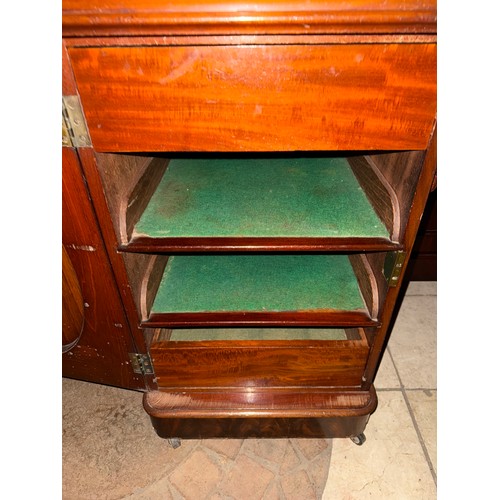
350, 433, 366, 446
168, 438, 182, 449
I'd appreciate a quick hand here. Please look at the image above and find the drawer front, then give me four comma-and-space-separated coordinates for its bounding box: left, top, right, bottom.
150, 343, 369, 388
68, 44, 436, 152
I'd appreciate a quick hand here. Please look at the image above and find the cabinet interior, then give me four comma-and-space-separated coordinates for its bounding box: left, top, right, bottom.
93, 151, 422, 340
95, 151, 425, 251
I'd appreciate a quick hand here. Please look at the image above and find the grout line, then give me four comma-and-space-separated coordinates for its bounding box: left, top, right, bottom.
377, 387, 437, 392
388, 349, 437, 486
403, 388, 437, 392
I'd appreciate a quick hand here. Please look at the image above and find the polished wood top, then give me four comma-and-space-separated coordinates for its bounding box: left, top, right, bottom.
62, 0, 437, 37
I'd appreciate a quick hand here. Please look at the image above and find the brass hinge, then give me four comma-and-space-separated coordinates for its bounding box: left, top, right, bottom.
62, 95, 91, 148
128, 353, 154, 375
384, 251, 407, 287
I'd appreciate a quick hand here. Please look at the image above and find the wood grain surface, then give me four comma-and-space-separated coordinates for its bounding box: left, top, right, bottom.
68, 43, 436, 152
150, 339, 369, 388
144, 386, 377, 418
362, 126, 436, 387
62, 148, 144, 389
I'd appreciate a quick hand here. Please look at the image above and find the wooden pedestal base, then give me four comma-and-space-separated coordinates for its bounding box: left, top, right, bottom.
143, 386, 377, 439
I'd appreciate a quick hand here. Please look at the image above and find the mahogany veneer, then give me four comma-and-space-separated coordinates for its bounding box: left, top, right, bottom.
144, 386, 377, 439
68, 43, 436, 152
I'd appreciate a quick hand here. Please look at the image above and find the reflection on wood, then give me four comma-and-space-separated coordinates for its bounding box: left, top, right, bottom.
62, 245, 84, 352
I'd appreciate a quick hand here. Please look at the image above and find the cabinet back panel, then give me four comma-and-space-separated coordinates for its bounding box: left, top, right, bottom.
167, 327, 349, 341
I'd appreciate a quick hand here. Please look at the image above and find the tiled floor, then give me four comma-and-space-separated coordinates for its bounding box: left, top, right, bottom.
323, 281, 437, 499
62, 281, 436, 499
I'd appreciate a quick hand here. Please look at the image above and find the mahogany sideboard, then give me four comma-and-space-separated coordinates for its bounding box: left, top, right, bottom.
62, 0, 437, 442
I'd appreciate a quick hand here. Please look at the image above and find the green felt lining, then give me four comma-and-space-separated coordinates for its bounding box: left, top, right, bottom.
134, 157, 388, 239
168, 328, 349, 341
151, 254, 366, 314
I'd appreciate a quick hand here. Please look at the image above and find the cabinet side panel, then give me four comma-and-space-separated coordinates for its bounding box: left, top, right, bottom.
363, 129, 436, 386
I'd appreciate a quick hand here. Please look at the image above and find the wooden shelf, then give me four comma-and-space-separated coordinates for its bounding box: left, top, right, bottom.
123, 157, 398, 253
142, 254, 378, 327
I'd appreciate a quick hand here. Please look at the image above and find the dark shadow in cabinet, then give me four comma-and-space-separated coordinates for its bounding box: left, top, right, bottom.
406, 190, 437, 281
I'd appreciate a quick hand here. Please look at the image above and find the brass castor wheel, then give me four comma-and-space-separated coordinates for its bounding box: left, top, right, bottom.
350, 433, 366, 446
168, 438, 182, 449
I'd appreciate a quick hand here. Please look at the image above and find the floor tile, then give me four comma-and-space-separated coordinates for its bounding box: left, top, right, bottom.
293, 438, 330, 461
170, 448, 224, 499
407, 390, 437, 475
203, 439, 244, 460
388, 295, 437, 389
218, 454, 275, 499
405, 281, 437, 296
322, 391, 436, 499
280, 443, 302, 473
281, 469, 317, 499
242, 438, 289, 466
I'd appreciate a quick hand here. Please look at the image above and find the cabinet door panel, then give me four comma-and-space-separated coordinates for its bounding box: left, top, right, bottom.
62, 147, 145, 390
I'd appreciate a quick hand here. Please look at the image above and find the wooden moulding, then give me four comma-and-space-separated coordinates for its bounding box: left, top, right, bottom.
66, 34, 437, 49
144, 311, 378, 328
125, 237, 399, 253
143, 385, 377, 439
149, 328, 369, 389
62, 0, 437, 37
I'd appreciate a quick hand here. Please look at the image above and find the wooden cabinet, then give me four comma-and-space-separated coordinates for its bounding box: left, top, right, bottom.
62, 0, 436, 442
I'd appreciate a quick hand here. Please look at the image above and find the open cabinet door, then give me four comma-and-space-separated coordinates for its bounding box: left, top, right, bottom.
62, 146, 146, 390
